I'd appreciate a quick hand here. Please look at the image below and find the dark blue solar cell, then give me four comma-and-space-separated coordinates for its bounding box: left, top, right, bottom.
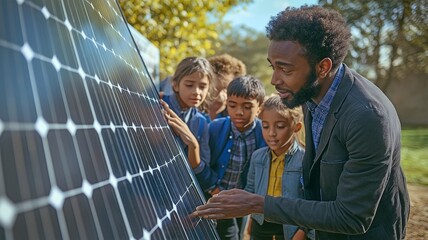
118, 177, 158, 238
60, 69, 94, 124
63, 194, 99, 239
92, 185, 129, 239
1, 1, 24, 46
48, 130, 83, 191
1, 131, 50, 202
86, 80, 110, 125
101, 129, 127, 178
13, 206, 62, 239
33, 59, 68, 124
0, 48, 38, 123
75, 129, 109, 184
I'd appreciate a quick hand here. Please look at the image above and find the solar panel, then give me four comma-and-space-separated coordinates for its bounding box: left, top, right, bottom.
0, 0, 218, 239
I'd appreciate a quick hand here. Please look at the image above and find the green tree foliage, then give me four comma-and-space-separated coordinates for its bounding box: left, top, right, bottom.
119, 0, 251, 79
319, 0, 428, 92
215, 26, 275, 94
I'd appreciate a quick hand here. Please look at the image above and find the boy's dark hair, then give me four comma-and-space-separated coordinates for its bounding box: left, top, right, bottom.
266, 5, 351, 70
227, 75, 265, 105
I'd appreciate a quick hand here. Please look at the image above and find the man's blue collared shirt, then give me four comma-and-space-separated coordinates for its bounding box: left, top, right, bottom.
306, 64, 344, 150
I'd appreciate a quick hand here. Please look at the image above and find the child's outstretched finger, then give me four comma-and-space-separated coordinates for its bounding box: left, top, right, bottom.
159, 99, 169, 109
160, 101, 180, 119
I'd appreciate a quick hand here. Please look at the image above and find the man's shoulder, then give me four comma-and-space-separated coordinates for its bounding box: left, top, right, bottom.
337, 66, 395, 117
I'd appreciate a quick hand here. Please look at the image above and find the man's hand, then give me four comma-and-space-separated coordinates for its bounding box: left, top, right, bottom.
291, 229, 307, 240
192, 189, 265, 219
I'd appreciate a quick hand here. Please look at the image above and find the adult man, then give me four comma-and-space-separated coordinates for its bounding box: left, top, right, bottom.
193, 5, 410, 239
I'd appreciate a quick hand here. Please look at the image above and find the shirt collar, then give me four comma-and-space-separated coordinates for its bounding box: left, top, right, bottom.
168, 93, 192, 123
270, 139, 299, 162
306, 64, 344, 112
271, 151, 286, 163
231, 120, 256, 139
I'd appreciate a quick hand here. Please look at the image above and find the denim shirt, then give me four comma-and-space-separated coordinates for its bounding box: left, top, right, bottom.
306, 64, 344, 150
245, 141, 306, 240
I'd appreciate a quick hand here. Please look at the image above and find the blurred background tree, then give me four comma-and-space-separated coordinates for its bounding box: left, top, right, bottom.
319, 0, 428, 126
214, 25, 274, 94
119, 0, 251, 79
319, 0, 428, 92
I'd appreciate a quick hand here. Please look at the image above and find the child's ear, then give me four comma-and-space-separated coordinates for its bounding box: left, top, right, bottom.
256, 105, 262, 116
172, 81, 179, 93
294, 122, 303, 132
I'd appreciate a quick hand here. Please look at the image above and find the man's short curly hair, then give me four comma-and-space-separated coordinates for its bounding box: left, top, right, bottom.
266, 5, 351, 69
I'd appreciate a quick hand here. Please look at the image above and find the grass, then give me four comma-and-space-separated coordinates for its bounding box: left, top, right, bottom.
401, 128, 428, 186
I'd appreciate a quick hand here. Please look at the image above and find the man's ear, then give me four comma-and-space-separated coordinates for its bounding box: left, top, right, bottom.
317, 58, 333, 79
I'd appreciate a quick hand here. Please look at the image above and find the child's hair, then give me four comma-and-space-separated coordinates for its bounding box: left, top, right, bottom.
260, 95, 305, 147
208, 54, 246, 88
171, 56, 216, 102
227, 75, 265, 105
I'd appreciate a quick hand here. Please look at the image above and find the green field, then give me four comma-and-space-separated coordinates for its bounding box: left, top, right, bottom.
401, 128, 428, 186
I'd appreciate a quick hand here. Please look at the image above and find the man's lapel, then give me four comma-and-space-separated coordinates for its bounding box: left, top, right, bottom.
306, 64, 354, 183
303, 107, 315, 188
311, 114, 338, 168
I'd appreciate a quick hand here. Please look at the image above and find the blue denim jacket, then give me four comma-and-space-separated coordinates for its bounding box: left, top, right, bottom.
245, 142, 307, 240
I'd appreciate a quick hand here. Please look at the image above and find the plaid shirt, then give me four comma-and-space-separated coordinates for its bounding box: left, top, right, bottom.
219, 121, 257, 190
306, 64, 344, 150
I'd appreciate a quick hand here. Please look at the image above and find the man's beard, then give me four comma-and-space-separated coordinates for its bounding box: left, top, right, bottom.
281, 68, 321, 109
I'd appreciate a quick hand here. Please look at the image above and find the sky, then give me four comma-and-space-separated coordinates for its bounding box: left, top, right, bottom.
224, 0, 318, 32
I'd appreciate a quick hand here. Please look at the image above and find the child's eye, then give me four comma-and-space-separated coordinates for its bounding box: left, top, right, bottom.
244, 106, 252, 110
185, 84, 193, 87
262, 125, 269, 129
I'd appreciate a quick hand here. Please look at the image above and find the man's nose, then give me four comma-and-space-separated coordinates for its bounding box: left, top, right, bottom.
270, 72, 281, 86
